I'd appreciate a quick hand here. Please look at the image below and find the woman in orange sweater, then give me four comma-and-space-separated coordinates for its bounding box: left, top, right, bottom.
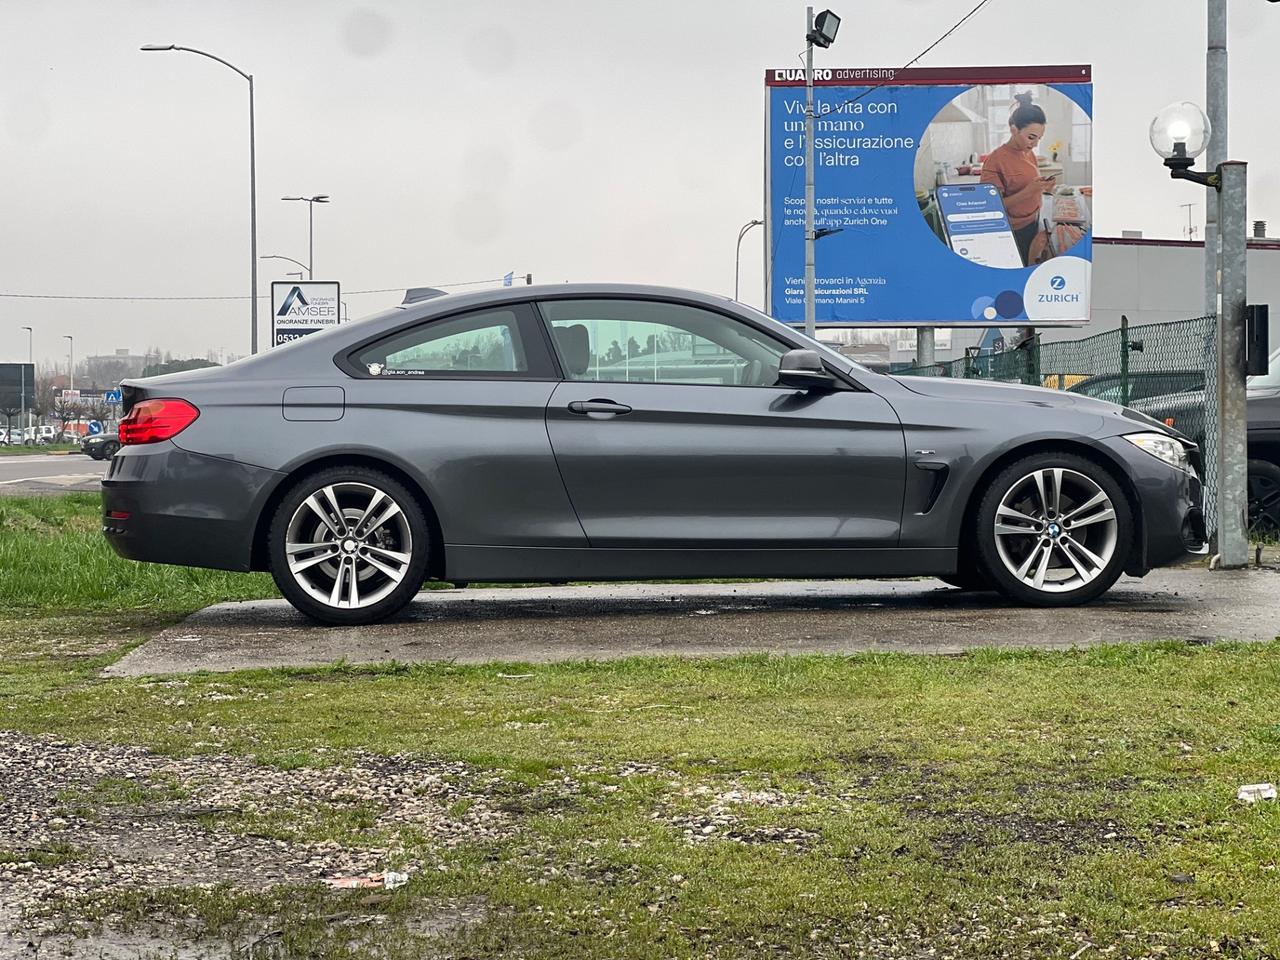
980, 95, 1057, 266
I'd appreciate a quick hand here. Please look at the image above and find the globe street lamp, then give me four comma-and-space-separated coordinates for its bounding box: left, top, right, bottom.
281, 195, 330, 279
1150, 100, 1250, 569
142, 44, 258, 354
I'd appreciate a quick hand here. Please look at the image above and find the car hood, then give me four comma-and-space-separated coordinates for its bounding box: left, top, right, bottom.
892, 375, 1116, 413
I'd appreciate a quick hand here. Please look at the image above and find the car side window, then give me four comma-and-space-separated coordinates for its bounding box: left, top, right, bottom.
353, 308, 528, 377
538, 299, 789, 387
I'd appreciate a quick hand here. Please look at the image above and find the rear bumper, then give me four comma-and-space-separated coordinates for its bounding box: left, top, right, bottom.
1094, 436, 1207, 574
102, 442, 284, 572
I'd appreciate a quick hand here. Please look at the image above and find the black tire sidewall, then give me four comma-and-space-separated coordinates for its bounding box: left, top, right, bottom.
268, 467, 431, 625
975, 452, 1133, 606
1247, 459, 1280, 536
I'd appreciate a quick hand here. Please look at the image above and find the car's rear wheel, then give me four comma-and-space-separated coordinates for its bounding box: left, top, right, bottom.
974, 452, 1133, 606
1248, 459, 1280, 541
268, 467, 431, 625
102, 441, 120, 458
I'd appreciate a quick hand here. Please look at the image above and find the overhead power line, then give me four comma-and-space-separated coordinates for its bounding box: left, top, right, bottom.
0, 277, 517, 303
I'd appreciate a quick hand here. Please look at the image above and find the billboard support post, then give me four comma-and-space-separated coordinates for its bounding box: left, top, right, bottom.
915, 329, 935, 367
803, 6, 816, 340
1217, 160, 1248, 569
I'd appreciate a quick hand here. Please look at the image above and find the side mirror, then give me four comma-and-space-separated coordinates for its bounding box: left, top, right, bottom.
777, 349, 837, 391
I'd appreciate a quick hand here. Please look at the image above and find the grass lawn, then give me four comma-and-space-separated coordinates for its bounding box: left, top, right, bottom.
3, 494, 1280, 958
0, 442, 81, 456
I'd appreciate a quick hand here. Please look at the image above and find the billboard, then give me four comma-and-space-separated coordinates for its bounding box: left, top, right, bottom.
765, 65, 1093, 326
0, 363, 35, 410
271, 281, 342, 347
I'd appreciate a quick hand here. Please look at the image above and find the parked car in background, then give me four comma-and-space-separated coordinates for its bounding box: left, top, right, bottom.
104, 284, 1206, 625
1068, 370, 1206, 406
81, 431, 121, 461
29, 425, 57, 444
1123, 349, 1280, 539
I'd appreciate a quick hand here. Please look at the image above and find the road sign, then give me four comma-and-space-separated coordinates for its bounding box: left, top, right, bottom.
88, 421, 103, 436
105, 389, 123, 404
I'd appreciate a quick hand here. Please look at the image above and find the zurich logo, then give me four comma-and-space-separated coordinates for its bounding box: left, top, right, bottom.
1049, 275, 1067, 290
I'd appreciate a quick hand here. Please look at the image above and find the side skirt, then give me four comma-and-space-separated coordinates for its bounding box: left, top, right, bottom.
444, 545, 958, 582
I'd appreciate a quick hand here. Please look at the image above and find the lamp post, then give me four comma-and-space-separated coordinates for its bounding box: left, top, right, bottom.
281, 195, 329, 279
803, 7, 840, 340
62, 335, 73, 393
142, 44, 258, 354
20, 325, 32, 440
734, 219, 763, 302
1150, 101, 1248, 569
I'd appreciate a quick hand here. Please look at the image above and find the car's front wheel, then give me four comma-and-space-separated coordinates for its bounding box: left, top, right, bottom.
1248, 460, 1280, 541
268, 467, 431, 625
974, 452, 1133, 606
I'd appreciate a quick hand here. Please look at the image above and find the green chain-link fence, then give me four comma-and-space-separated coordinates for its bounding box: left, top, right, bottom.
894, 315, 1219, 530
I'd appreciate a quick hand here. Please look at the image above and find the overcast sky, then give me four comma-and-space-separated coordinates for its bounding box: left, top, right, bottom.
3, 0, 1278, 366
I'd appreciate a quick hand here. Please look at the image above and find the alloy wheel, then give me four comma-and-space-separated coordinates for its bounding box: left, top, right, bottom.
1249, 469, 1280, 540
992, 468, 1119, 593
283, 482, 414, 610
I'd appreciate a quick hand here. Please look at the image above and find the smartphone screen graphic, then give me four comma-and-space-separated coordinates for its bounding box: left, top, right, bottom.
936, 184, 1024, 269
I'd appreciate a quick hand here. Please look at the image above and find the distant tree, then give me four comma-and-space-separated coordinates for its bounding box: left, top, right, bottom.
0, 405, 17, 441
53, 398, 80, 434
139, 357, 219, 378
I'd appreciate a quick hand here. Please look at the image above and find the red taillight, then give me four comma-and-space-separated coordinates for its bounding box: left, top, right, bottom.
119, 398, 200, 445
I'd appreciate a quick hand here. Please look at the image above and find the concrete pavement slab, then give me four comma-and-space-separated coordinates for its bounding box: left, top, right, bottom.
103, 567, 1280, 677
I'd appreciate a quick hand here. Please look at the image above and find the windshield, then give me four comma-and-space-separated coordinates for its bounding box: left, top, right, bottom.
1249, 347, 1280, 390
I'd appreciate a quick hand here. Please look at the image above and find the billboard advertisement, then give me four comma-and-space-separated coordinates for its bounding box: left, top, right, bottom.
272, 281, 342, 347
0, 363, 35, 411
765, 65, 1093, 326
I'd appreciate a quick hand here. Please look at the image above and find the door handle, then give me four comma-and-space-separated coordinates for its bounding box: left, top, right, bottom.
567, 399, 632, 417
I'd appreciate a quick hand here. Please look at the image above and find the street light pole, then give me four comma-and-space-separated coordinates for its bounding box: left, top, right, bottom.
734, 219, 763, 302
141, 44, 258, 354
20, 325, 32, 440
63, 335, 73, 393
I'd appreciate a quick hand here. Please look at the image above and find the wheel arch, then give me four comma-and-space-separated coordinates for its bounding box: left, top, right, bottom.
249, 453, 446, 579
956, 437, 1145, 575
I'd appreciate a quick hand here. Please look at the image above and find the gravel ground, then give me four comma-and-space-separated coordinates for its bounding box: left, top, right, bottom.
0, 731, 511, 956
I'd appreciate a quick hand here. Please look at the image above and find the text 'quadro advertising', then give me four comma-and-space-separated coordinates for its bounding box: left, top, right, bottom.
271, 281, 342, 347
765, 65, 1093, 326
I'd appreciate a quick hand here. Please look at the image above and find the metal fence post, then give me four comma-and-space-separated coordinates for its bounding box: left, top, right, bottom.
1120, 314, 1130, 407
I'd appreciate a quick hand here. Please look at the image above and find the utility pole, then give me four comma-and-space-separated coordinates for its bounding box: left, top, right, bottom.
21, 326, 32, 441
1217, 161, 1249, 567
804, 6, 817, 340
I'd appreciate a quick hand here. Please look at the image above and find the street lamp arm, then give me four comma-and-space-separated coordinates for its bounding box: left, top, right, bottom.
261, 254, 310, 272
171, 45, 251, 82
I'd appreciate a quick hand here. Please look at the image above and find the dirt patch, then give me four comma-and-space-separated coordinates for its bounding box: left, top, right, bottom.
0, 731, 513, 950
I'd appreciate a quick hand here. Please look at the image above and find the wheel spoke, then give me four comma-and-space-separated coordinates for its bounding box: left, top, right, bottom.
364, 544, 412, 567
1031, 541, 1054, 589
288, 546, 339, 574
1057, 539, 1093, 582
321, 485, 346, 532
1032, 471, 1050, 517
1067, 507, 1115, 530
353, 490, 387, 537
304, 494, 343, 538
1015, 541, 1046, 580
364, 501, 403, 535
997, 503, 1042, 525
329, 559, 347, 607
1062, 535, 1106, 570
1061, 491, 1107, 523
1051, 469, 1063, 517
347, 560, 360, 607
361, 552, 406, 582
995, 523, 1039, 537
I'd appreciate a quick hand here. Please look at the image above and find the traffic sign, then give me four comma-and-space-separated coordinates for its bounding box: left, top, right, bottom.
105, 389, 123, 404
88, 421, 103, 436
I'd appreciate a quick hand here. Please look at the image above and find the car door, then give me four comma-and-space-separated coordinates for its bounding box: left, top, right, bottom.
539, 297, 906, 547
343, 302, 587, 548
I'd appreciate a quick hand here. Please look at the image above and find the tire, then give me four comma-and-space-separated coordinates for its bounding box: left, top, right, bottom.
102, 441, 120, 459
1248, 459, 1280, 541
974, 451, 1133, 607
268, 467, 432, 626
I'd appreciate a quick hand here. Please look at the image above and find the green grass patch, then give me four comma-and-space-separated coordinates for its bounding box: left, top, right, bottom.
0, 443, 80, 456
0, 493, 277, 611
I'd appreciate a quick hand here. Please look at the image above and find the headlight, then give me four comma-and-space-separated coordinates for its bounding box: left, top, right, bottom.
1123, 431, 1191, 472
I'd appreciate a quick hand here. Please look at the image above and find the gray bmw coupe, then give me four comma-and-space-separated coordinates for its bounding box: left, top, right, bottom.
103, 284, 1206, 625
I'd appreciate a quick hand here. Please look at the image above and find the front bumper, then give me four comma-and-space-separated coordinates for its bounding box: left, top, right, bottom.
102, 442, 284, 572
1095, 435, 1207, 574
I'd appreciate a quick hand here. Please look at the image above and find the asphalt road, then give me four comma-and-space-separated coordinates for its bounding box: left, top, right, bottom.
0, 453, 106, 495
106, 567, 1280, 677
